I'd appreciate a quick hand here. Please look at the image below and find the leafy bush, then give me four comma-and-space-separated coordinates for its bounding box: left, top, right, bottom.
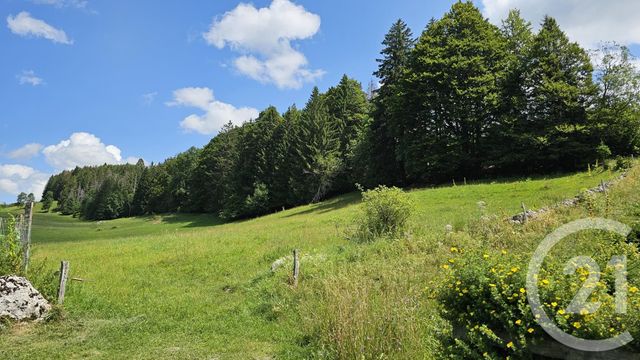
0, 215, 23, 275
349, 186, 413, 243
615, 156, 633, 171
438, 238, 640, 358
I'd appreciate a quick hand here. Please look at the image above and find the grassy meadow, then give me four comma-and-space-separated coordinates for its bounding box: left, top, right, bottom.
0, 168, 628, 359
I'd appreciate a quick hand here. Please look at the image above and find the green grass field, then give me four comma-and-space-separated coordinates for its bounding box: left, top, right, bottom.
0, 169, 623, 359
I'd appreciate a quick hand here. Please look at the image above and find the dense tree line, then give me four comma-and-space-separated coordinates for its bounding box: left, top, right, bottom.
43, 2, 640, 221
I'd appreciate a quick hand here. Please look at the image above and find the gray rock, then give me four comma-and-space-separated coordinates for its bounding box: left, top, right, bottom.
270, 258, 287, 272
0, 276, 51, 321
445, 224, 453, 233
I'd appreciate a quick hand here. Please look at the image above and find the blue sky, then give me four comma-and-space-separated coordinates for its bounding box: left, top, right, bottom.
1, 0, 639, 203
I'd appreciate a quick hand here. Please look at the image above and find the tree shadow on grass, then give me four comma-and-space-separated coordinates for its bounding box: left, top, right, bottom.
283, 192, 361, 218
155, 213, 225, 228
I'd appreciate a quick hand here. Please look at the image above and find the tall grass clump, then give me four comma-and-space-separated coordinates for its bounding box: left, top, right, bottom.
350, 186, 413, 243
299, 261, 441, 359
0, 215, 23, 275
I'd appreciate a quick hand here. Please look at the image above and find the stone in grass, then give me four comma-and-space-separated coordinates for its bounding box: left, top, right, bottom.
0, 276, 51, 321
271, 257, 287, 272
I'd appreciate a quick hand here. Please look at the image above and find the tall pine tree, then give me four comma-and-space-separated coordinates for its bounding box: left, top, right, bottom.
523, 16, 595, 171
367, 19, 414, 186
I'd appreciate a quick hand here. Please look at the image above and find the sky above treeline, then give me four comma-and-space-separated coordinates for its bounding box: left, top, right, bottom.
1, 0, 640, 203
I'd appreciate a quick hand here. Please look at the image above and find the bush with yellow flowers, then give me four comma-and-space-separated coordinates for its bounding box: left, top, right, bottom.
438, 239, 640, 359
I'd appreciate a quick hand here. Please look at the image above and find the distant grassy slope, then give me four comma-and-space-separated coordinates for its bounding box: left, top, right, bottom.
0, 169, 619, 359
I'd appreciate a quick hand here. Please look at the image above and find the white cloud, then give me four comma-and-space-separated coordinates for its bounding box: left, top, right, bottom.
166, 87, 214, 110
7, 143, 43, 160
481, 0, 640, 48
203, 0, 324, 89
0, 164, 36, 180
42, 132, 139, 170
17, 70, 44, 86
0, 164, 49, 200
168, 87, 258, 135
7, 11, 73, 45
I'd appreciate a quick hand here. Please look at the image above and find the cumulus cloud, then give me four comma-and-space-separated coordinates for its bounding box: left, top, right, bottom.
42, 132, 139, 170
168, 87, 258, 135
7, 143, 43, 160
203, 0, 324, 89
17, 70, 44, 86
7, 11, 73, 44
0, 164, 49, 200
166, 87, 214, 110
481, 0, 640, 48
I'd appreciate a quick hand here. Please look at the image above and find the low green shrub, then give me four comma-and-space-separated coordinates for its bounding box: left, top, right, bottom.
615, 156, 633, 171
349, 186, 413, 243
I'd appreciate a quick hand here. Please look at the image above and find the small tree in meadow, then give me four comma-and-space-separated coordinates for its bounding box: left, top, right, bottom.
16, 192, 27, 206
42, 191, 54, 211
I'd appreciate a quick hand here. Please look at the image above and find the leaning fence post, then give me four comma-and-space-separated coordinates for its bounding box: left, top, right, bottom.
521, 202, 528, 224
22, 201, 34, 273
57, 261, 70, 305
292, 249, 300, 287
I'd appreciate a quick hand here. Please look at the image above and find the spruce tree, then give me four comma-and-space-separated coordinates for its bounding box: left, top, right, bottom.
523, 16, 595, 170
325, 75, 370, 191
367, 19, 414, 186
292, 88, 341, 203
493, 9, 534, 171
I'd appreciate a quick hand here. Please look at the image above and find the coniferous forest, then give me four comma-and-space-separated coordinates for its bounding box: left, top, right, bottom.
43, 3, 640, 221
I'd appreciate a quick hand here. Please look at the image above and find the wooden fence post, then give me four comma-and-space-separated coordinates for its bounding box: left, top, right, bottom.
57, 261, 70, 305
521, 202, 528, 224
292, 249, 300, 287
22, 201, 34, 273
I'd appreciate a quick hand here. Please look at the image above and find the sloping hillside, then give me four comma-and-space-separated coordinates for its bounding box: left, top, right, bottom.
0, 169, 622, 359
